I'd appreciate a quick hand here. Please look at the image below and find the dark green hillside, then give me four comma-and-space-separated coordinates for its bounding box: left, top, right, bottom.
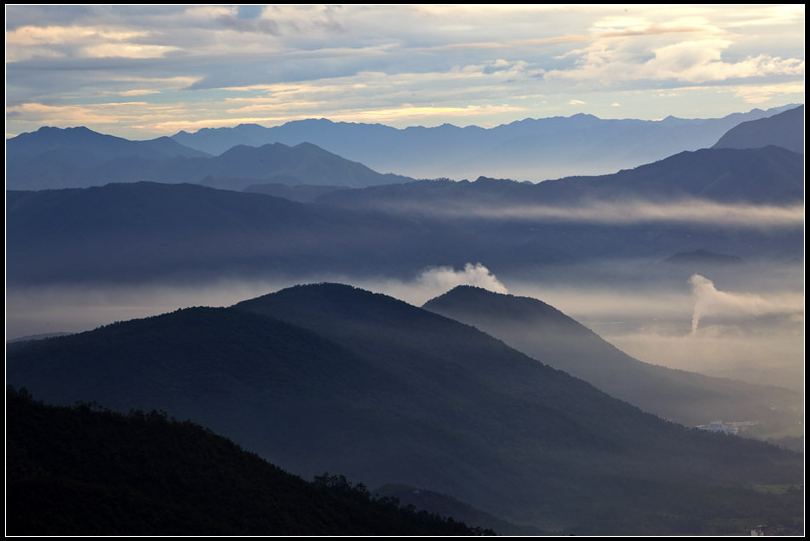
374, 484, 547, 536
423, 286, 803, 431
6, 388, 488, 536
6, 284, 804, 534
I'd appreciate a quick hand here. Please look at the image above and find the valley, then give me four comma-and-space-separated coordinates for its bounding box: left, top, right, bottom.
5, 103, 805, 535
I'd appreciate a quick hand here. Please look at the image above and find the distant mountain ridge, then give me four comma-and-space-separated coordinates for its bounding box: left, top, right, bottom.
6, 182, 470, 285
318, 146, 804, 207
7, 174, 803, 287
7, 125, 211, 164
170, 104, 801, 181
6, 127, 413, 191
712, 105, 804, 154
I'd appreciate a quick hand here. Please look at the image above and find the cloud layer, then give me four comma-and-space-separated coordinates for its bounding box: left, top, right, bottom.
6, 5, 805, 138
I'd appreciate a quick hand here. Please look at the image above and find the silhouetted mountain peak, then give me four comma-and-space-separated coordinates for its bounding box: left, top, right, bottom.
712, 104, 804, 154
235, 283, 438, 328
424, 286, 585, 334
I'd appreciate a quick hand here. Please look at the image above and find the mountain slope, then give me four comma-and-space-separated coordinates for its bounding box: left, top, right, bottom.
6, 388, 487, 536
713, 105, 804, 154
6, 283, 803, 533
319, 146, 805, 207
422, 286, 802, 432
6, 126, 211, 190
6, 182, 476, 285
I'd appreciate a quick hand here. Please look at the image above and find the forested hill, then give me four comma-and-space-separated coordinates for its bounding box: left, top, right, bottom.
6, 284, 805, 534
6, 388, 492, 536
422, 285, 803, 433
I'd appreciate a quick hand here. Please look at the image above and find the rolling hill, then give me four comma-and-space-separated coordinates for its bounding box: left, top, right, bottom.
6, 388, 489, 536
6, 283, 803, 534
422, 285, 802, 434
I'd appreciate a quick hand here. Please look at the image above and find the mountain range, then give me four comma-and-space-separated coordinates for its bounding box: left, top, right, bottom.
7, 104, 802, 193
6, 283, 804, 534
713, 104, 804, 154
316, 145, 804, 207
6, 181, 480, 284
170, 104, 801, 181
6, 127, 412, 191
5, 104, 804, 534
8, 147, 802, 287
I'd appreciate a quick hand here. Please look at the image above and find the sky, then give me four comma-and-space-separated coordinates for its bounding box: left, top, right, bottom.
5, 4, 806, 140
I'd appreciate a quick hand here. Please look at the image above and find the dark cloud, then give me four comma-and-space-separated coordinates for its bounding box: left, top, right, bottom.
5, 5, 96, 30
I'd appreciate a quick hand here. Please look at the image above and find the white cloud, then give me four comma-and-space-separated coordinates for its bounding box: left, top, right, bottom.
375, 200, 805, 229
4, 5, 805, 137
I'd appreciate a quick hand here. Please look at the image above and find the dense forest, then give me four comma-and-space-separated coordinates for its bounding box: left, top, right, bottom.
6, 387, 494, 536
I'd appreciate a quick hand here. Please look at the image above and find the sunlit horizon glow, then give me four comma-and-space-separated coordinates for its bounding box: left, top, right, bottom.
5, 5, 805, 139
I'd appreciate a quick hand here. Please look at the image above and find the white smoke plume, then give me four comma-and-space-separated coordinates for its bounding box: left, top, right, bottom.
363, 262, 508, 306
416, 262, 509, 295
689, 273, 801, 333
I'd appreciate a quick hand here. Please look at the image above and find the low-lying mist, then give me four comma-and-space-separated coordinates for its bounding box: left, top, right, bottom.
6, 260, 803, 393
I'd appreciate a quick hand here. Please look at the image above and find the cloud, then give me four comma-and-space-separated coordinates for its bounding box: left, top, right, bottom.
732, 81, 807, 104
372, 199, 805, 229
215, 14, 280, 35
4, 5, 804, 138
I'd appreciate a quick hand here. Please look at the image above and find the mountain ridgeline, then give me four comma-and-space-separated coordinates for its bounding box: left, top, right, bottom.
422, 286, 802, 435
169, 104, 802, 181
6, 283, 804, 535
6, 137, 805, 286
712, 104, 804, 154
5, 105, 805, 534
6, 127, 412, 191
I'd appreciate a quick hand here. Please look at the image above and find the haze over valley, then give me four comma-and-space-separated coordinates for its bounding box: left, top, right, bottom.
5, 4, 804, 536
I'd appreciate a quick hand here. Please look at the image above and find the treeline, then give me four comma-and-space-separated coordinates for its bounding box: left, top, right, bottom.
6, 387, 494, 536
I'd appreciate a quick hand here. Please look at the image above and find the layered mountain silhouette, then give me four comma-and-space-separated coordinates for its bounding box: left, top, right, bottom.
7, 388, 490, 536
6, 126, 412, 191
7, 125, 210, 163
7, 167, 803, 287
423, 286, 801, 433
712, 104, 804, 154
6, 283, 804, 534
6, 182, 482, 285
170, 105, 799, 181
319, 145, 804, 207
